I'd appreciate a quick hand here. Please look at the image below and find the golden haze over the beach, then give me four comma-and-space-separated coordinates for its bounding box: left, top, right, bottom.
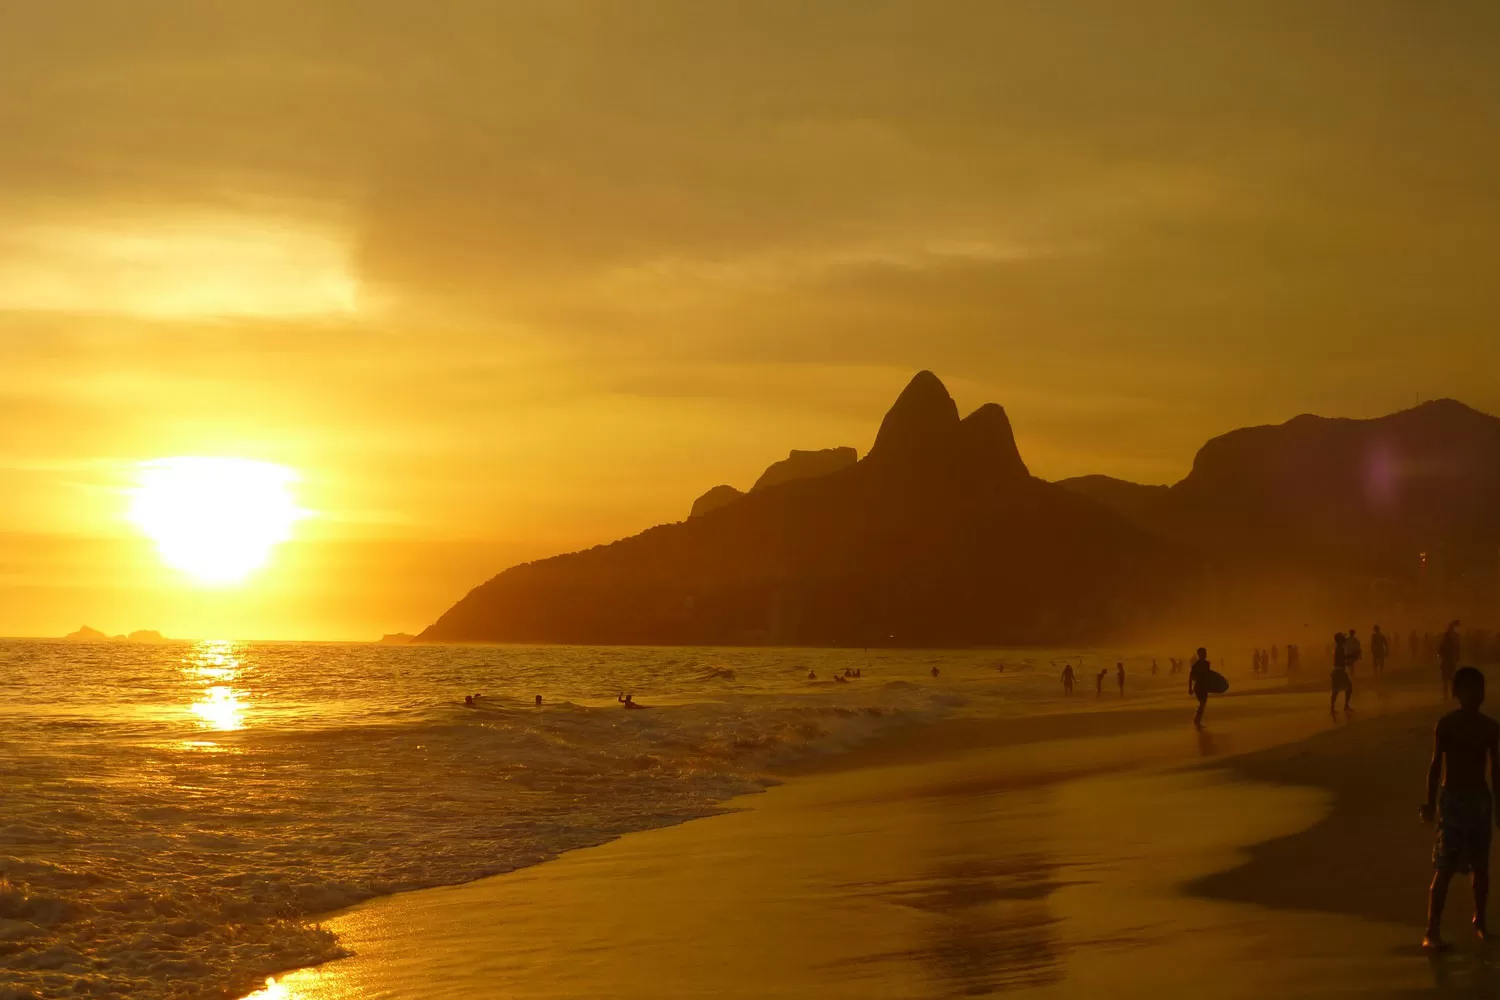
3, 3, 1499, 639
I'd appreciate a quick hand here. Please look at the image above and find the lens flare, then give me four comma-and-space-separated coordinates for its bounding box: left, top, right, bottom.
128, 457, 308, 585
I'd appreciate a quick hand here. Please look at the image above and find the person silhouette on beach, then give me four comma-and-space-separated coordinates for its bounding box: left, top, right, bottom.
1330, 633, 1353, 714
1420, 666, 1500, 951
1152, 657, 1159, 676
1440, 622, 1462, 701
1096, 669, 1107, 697
1116, 662, 1125, 695
1188, 647, 1212, 729
1345, 628, 1362, 675
1061, 664, 1075, 695
1371, 625, 1389, 676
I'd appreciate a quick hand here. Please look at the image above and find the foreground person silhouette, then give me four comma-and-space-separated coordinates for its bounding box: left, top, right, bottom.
1421, 667, 1500, 951
1061, 663, 1075, 695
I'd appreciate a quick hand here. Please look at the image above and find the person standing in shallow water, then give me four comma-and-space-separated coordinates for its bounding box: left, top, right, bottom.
1096, 669, 1107, 696
1116, 662, 1125, 695
1061, 663, 1075, 695
1188, 647, 1212, 729
1420, 666, 1500, 951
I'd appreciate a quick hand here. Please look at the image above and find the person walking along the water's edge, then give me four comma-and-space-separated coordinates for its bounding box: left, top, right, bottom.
1188, 647, 1215, 729
1330, 633, 1353, 714
1420, 666, 1500, 951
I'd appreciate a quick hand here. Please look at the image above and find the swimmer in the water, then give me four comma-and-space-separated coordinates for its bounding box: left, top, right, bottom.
464, 694, 474, 707
931, 666, 940, 678
535, 694, 543, 707
618, 692, 645, 709
807, 669, 817, 680
834, 673, 849, 683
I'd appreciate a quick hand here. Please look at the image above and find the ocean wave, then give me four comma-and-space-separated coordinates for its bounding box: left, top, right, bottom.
0, 640, 1027, 999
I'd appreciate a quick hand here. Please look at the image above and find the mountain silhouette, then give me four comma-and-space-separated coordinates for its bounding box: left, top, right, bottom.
421, 372, 1190, 645
1057, 399, 1500, 582
689, 484, 745, 519
751, 447, 857, 493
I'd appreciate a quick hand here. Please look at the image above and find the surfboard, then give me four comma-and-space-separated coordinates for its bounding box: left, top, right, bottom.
1204, 669, 1230, 695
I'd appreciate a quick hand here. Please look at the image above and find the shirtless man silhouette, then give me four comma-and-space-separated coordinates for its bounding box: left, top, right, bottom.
1420, 667, 1500, 950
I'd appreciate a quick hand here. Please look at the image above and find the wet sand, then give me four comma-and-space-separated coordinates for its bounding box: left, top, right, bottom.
247, 669, 1496, 999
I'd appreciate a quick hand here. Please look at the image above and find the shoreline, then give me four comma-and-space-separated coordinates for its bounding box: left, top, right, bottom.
240, 668, 1467, 999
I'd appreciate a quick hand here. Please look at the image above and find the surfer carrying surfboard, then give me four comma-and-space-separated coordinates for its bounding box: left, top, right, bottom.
1188, 647, 1225, 729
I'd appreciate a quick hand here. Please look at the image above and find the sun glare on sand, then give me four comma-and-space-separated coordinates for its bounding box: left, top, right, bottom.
128, 458, 308, 585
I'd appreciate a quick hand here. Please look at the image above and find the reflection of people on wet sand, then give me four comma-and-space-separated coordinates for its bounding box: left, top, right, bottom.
1061, 664, 1075, 695
1187, 647, 1213, 729
1330, 633, 1353, 714
1420, 667, 1500, 951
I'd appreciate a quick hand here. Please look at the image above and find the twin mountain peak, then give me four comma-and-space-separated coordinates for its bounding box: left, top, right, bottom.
691, 371, 1027, 518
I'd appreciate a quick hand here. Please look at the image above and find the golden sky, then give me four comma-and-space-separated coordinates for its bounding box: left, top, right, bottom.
3, 2, 1499, 639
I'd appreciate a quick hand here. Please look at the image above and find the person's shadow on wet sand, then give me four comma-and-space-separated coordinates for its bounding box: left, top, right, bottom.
1420, 949, 1500, 997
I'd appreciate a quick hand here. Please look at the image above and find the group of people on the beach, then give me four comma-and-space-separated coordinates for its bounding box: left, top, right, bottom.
1176, 619, 1499, 951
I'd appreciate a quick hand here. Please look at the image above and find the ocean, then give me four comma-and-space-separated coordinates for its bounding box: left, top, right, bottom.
0, 638, 1135, 999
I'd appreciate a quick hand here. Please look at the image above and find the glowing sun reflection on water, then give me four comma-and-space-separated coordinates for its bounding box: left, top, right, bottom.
184, 640, 249, 732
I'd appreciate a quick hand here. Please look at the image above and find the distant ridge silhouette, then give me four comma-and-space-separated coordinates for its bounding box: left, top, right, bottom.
1057, 399, 1500, 580
689, 484, 745, 519
421, 372, 1190, 646
752, 447, 857, 493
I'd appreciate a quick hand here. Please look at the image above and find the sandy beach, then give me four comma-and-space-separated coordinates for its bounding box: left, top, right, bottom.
245, 667, 1499, 999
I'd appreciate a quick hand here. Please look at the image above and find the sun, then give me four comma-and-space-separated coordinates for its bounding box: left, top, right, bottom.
128, 457, 308, 585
